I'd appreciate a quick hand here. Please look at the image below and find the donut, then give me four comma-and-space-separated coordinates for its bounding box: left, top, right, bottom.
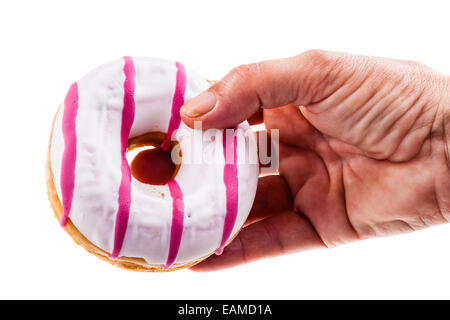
46, 57, 259, 271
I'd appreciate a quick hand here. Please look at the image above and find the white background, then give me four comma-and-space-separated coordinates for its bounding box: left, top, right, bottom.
1, 0, 450, 299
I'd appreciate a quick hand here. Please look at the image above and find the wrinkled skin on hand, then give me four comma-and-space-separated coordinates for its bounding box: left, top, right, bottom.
181, 51, 450, 271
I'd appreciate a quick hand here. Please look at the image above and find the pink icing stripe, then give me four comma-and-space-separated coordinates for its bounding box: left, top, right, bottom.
110, 56, 136, 259
216, 128, 239, 255
161, 61, 187, 151
60, 82, 79, 227
164, 179, 185, 270
161, 62, 187, 268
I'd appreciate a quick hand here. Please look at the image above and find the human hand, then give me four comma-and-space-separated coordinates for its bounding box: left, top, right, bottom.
180, 50, 450, 271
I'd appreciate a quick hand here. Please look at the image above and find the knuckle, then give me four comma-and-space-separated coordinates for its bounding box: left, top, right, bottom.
231, 63, 262, 80
295, 49, 349, 103
300, 49, 333, 65
299, 49, 359, 73
215, 63, 263, 94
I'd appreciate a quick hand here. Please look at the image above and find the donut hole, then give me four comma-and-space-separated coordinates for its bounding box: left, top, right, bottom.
130, 148, 175, 185
126, 132, 181, 186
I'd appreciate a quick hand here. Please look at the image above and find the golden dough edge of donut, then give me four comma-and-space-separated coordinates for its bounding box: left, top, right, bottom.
44, 108, 217, 272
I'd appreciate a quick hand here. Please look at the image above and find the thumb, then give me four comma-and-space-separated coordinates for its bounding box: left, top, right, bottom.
180, 50, 343, 129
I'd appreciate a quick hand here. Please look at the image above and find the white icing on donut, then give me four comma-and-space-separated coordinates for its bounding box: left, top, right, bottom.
50, 57, 259, 266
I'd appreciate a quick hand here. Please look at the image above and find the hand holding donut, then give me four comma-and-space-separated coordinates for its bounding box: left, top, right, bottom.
181, 50, 450, 271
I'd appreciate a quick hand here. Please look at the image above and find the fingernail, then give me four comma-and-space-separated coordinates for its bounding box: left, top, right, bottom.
181, 91, 216, 117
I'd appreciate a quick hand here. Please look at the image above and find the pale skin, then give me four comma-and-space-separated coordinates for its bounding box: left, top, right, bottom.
180, 50, 450, 271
